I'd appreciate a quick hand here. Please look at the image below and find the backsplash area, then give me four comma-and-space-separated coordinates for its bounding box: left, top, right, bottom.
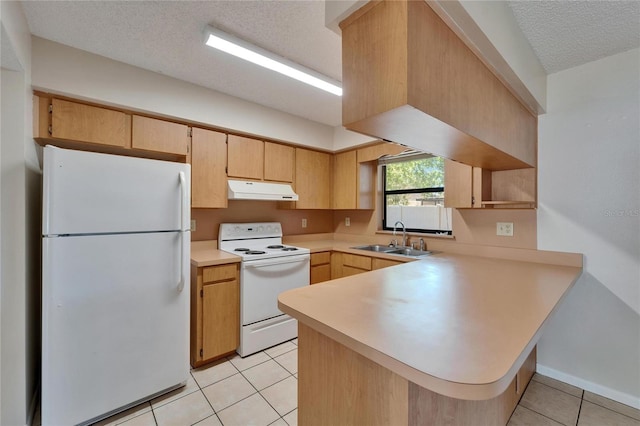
191, 201, 333, 241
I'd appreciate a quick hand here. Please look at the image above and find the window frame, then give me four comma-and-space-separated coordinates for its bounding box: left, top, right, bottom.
381, 162, 453, 235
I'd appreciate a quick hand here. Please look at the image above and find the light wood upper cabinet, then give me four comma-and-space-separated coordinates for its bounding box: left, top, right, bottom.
332, 150, 358, 209
264, 142, 294, 183
191, 128, 227, 209
294, 148, 332, 209
131, 115, 189, 156
332, 149, 376, 210
444, 160, 536, 208
340, 0, 536, 171
49, 98, 131, 148
227, 135, 264, 180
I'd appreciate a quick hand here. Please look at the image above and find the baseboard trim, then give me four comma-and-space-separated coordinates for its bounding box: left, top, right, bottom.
537, 364, 640, 410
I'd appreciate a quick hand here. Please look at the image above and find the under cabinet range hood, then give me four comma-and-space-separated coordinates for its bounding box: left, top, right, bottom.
228, 179, 299, 201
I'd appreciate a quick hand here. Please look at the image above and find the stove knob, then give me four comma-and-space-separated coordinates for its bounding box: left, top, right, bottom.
234, 226, 241, 234
258, 226, 264, 232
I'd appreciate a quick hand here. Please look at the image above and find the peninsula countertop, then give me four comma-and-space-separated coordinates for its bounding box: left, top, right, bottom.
278, 251, 582, 400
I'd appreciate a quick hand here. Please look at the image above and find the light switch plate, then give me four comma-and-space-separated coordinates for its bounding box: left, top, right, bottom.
302, 218, 307, 228
191, 219, 196, 232
345, 217, 351, 227
497, 222, 513, 236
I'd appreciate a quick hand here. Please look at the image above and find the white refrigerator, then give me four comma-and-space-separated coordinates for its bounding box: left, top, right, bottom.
41, 146, 191, 425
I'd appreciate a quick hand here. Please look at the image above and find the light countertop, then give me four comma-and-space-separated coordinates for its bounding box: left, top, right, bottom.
190, 240, 240, 267
278, 251, 582, 401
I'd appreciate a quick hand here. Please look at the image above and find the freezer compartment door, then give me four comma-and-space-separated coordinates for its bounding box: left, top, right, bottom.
43, 145, 190, 235
41, 231, 190, 426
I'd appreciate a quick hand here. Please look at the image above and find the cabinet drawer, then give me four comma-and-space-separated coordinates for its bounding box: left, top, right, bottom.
311, 252, 331, 266
342, 253, 372, 270
203, 264, 237, 283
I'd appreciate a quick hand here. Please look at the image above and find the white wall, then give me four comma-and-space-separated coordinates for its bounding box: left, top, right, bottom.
537, 49, 640, 408
1, 1, 41, 425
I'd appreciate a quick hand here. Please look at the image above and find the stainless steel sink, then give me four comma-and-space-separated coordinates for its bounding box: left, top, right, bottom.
351, 245, 436, 258
351, 244, 397, 253
386, 247, 434, 257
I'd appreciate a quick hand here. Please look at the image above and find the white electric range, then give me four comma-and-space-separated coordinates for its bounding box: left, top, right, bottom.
218, 222, 310, 357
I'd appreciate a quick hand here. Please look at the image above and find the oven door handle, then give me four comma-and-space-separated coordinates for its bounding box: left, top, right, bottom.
243, 257, 310, 269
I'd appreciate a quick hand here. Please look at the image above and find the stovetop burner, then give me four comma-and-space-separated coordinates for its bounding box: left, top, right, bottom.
218, 223, 311, 261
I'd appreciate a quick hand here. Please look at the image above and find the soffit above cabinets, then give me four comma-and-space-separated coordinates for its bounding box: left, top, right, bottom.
21, 1, 639, 128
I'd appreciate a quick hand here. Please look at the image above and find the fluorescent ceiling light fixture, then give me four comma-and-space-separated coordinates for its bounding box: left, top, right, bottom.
204, 26, 342, 96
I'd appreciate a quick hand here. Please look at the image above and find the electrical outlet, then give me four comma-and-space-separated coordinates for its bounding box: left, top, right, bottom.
345, 217, 351, 227
496, 222, 513, 236
302, 218, 307, 228
191, 219, 196, 232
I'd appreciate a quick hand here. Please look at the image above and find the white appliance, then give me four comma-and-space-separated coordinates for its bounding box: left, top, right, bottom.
227, 179, 299, 201
218, 223, 310, 356
41, 146, 191, 426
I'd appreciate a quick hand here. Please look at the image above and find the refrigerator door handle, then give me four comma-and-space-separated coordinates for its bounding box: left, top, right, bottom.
177, 171, 187, 293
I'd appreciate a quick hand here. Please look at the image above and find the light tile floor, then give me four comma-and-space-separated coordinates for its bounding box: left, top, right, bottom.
32, 339, 640, 426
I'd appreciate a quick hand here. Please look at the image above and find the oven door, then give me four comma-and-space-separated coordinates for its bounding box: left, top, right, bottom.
241, 253, 310, 325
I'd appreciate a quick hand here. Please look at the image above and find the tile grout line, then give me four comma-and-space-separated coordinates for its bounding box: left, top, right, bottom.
236, 364, 288, 420
581, 398, 640, 423
531, 376, 584, 399
516, 404, 569, 426
189, 365, 230, 426
575, 390, 584, 426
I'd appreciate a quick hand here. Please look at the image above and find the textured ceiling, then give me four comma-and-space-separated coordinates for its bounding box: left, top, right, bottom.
19, 1, 640, 126
21, 0, 343, 126
508, 1, 640, 74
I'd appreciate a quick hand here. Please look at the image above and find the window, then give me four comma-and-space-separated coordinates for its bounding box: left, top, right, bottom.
381, 153, 452, 235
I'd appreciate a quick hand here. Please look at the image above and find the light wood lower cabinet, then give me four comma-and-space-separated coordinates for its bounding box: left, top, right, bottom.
299, 323, 537, 425
310, 252, 331, 284
191, 263, 240, 367
372, 258, 403, 270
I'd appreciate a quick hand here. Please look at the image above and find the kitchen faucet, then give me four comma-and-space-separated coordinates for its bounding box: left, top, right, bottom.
393, 221, 407, 247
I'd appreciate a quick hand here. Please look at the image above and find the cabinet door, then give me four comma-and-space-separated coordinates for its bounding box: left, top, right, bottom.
372, 258, 403, 270
444, 160, 492, 208
310, 252, 332, 284
332, 150, 357, 209
444, 160, 473, 208
311, 265, 331, 284
295, 148, 332, 209
227, 135, 264, 180
191, 128, 227, 208
202, 279, 239, 360
264, 142, 294, 183
51, 98, 130, 148
131, 115, 189, 155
